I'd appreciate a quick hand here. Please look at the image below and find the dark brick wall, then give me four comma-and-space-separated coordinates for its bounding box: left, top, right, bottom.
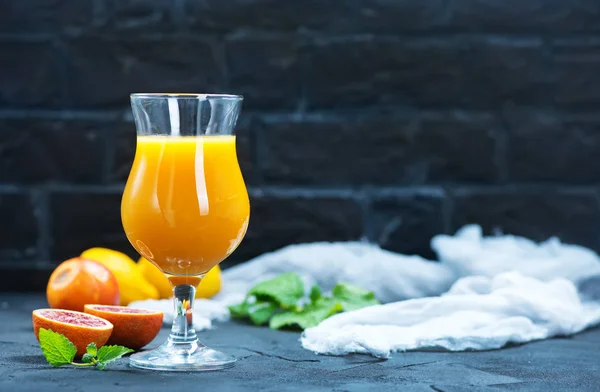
2, 0, 600, 291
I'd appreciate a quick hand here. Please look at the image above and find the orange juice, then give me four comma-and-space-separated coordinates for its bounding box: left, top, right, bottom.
121, 135, 249, 277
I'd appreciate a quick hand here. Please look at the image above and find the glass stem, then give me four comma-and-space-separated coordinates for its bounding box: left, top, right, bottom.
169, 284, 198, 345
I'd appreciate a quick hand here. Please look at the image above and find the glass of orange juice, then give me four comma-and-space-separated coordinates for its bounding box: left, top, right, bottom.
122, 93, 249, 371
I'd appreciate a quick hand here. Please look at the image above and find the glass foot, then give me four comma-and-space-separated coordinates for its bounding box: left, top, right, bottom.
129, 340, 236, 372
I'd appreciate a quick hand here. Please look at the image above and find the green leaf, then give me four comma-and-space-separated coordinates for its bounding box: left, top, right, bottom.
97, 362, 106, 371
81, 353, 94, 363
248, 301, 278, 325
228, 302, 250, 318
38, 328, 77, 367
269, 298, 343, 330
332, 282, 380, 311
86, 342, 97, 357
309, 285, 322, 303
96, 345, 134, 368
249, 272, 304, 308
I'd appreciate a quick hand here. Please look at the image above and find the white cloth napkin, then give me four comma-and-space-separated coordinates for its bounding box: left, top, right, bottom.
302, 272, 600, 357
130, 225, 600, 358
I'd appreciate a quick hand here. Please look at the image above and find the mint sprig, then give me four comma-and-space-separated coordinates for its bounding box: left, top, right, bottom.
38, 328, 133, 370
229, 273, 380, 330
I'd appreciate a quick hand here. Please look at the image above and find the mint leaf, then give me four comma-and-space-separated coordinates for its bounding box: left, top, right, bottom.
97, 345, 134, 363
249, 272, 304, 308
332, 282, 380, 311
269, 311, 305, 330
229, 302, 250, 318
86, 343, 97, 357
270, 299, 343, 330
309, 285, 322, 303
81, 353, 94, 363
248, 301, 278, 325
96, 345, 134, 368
38, 328, 77, 367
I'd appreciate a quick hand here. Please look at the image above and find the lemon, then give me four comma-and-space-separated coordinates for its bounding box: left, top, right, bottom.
196, 265, 222, 299
137, 257, 171, 299
137, 256, 222, 299
81, 247, 159, 305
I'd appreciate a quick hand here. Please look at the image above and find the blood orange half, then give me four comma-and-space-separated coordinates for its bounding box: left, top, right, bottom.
32, 309, 113, 357
84, 305, 163, 350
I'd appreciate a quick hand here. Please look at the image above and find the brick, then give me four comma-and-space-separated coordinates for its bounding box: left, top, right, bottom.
370, 192, 445, 259
185, 0, 448, 34
103, 0, 176, 32
0, 193, 39, 262
304, 38, 466, 109
552, 39, 600, 108
465, 38, 551, 108
0, 267, 52, 292
66, 36, 225, 108
111, 121, 136, 183
262, 113, 498, 186
0, 119, 107, 184
505, 110, 600, 183
450, 0, 600, 33
0, 41, 65, 108
451, 189, 600, 252
235, 116, 258, 185
419, 114, 499, 182
49, 190, 136, 262
304, 37, 548, 109
110, 118, 255, 184
0, 0, 94, 34
226, 193, 364, 265
226, 38, 302, 110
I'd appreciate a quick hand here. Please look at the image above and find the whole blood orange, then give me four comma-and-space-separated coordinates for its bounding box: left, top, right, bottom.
84, 304, 163, 350
32, 308, 114, 357
47, 257, 120, 312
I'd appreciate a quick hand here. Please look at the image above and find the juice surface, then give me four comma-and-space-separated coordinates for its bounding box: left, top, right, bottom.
121, 135, 249, 276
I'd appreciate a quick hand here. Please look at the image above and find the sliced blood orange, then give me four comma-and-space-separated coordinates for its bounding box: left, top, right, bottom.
32, 309, 113, 357
84, 305, 163, 350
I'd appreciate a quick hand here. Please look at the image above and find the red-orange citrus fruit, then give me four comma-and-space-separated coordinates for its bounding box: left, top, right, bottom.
84, 304, 163, 350
32, 308, 114, 357
46, 257, 120, 312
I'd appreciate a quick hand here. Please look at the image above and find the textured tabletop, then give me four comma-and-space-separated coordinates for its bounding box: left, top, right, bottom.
1, 294, 599, 392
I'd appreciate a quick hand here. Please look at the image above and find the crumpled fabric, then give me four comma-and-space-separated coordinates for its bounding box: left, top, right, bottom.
130, 225, 600, 357
301, 272, 600, 357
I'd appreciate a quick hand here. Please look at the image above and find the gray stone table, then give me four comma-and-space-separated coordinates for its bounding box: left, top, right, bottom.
1, 294, 599, 392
